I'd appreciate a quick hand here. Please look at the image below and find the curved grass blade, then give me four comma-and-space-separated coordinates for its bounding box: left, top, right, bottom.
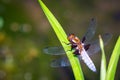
99, 35, 106, 80
38, 0, 84, 80
106, 36, 120, 80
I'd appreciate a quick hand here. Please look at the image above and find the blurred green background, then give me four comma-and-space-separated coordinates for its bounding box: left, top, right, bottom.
0, 0, 120, 80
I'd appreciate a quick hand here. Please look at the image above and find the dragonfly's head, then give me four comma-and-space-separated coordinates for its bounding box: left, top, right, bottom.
67, 33, 80, 44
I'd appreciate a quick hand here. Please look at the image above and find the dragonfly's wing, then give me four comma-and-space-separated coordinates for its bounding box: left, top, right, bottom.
82, 18, 97, 43
50, 56, 70, 67
50, 55, 84, 67
43, 47, 69, 67
87, 33, 112, 55
43, 46, 65, 55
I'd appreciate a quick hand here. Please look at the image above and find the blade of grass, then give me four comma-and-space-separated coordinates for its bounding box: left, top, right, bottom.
106, 36, 120, 80
38, 0, 84, 80
99, 35, 106, 80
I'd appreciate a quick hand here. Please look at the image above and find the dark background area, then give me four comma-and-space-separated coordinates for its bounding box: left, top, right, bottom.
0, 0, 120, 80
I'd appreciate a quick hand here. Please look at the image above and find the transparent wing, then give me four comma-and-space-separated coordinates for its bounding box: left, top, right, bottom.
51, 55, 83, 67
50, 56, 70, 67
87, 33, 112, 55
82, 18, 96, 43
43, 46, 65, 55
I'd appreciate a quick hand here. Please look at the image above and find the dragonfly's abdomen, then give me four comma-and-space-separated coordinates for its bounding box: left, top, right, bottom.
80, 49, 96, 72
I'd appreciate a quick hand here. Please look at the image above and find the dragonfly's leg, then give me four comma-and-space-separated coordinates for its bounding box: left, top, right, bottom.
66, 46, 76, 53
66, 49, 74, 53
62, 41, 71, 45
62, 41, 76, 50
62, 41, 78, 54
73, 49, 79, 55
71, 44, 77, 49
66, 46, 79, 56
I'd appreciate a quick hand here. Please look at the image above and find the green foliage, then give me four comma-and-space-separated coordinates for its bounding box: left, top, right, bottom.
99, 36, 120, 80
106, 36, 120, 80
99, 35, 106, 80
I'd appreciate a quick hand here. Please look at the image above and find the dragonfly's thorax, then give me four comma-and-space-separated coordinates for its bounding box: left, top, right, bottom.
76, 44, 83, 53
68, 34, 84, 55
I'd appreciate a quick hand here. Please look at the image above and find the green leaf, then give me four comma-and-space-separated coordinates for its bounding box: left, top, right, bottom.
99, 35, 106, 80
106, 36, 120, 80
38, 0, 84, 80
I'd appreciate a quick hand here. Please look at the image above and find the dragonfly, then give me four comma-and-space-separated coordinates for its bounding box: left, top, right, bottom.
43, 18, 112, 72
